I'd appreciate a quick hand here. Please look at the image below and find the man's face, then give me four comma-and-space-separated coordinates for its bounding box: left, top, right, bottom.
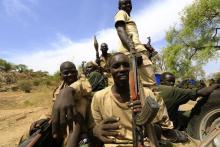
110, 54, 130, 85
162, 74, 175, 86
119, 0, 132, 14
100, 43, 108, 55
85, 63, 96, 76
60, 64, 78, 85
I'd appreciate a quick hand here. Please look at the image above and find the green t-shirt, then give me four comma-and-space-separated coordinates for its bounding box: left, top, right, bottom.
158, 85, 197, 116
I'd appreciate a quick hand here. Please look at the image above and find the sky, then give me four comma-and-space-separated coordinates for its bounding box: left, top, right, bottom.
0, 0, 219, 76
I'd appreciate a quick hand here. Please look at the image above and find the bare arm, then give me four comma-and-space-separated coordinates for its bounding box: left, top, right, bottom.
115, 21, 135, 52
52, 87, 77, 138
197, 84, 220, 97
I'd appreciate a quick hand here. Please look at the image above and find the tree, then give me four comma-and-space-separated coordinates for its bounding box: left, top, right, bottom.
162, 0, 220, 78
212, 72, 220, 79
0, 59, 13, 72
151, 53, 167, 73
15, 64, 28, 73
52, 70, 61, 82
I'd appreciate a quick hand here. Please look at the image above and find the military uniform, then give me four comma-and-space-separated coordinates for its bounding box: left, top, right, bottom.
88, 71, 108, 92
19, 78, 93, 147
91, 86, 173, 147
99, 53, 114, 86
53, 81, 68, 101
54, 77, 93, 146
115, 10, 155, 87
99, 53, 112, 70
158, 85, 197, 127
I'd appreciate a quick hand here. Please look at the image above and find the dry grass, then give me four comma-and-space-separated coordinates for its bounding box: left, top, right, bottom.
0, 85, 55, 147
0, 85, 54, 109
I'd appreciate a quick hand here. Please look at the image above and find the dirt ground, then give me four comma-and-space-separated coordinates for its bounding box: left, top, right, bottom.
0, 90, 52, 147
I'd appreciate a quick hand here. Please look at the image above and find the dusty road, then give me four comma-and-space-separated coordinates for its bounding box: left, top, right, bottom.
0, 90, 52, 147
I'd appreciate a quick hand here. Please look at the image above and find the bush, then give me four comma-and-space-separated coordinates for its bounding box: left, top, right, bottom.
18, 80, 32, 93
11, 85, 19, 91
24, 100, 33, 106
33, 79, 40, 86
41, 79, 52, 86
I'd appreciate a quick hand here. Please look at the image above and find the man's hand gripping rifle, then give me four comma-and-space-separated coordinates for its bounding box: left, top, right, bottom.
144, 37, 158, 58
129, 49, 160, 147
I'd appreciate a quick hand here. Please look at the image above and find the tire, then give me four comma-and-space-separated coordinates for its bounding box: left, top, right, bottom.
186, 90, 220, 140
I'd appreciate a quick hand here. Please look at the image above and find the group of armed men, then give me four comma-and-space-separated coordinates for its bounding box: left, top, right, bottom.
19, 0, 220, 147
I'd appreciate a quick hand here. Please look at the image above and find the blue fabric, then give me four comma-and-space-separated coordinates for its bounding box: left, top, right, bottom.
155, 74, 161, 85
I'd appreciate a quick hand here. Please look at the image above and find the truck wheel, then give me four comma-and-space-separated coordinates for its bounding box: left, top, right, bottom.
186, 104, 220, 140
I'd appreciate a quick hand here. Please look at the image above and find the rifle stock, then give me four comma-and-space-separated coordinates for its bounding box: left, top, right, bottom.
18, 120, 63, 147
26, 133, 42, 147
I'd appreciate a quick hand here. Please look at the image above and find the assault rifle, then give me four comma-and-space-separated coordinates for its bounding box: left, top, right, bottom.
18, 119, 62, 147
144, 37, 158, 58
129, 49, 160, 147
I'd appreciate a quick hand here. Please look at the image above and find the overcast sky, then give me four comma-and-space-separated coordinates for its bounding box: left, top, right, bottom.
0, 0, 219, 76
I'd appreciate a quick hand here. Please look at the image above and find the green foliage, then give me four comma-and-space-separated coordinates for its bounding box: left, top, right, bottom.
32, 79, 41, 86
45, 71, 61, 86
212, 72, 220, 79
53, 71, 60, 80
11, 85, 19, 91
0, 59, 13, 72
35, 70, 49, 76
163, 0, 220, 78
151, 54, 167, 73
42, 79, 52, 86
18, 80, 32, 93
24, 100, 33, 106
15, 64, 28, 73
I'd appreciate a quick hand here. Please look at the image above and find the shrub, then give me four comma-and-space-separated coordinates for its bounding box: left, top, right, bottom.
18, 80, 32, 93
33, 79, 40, 86
41, 79, 51, 86
24, 100, 33, 106
11, 85, 19, 91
